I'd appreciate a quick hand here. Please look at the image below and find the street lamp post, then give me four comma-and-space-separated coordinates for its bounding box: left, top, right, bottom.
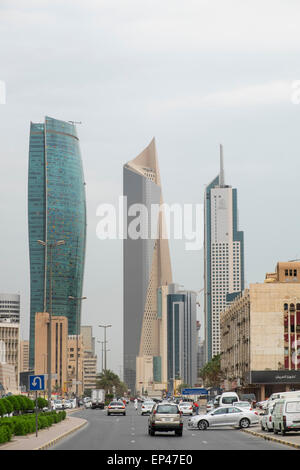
97, 340, 107, 373
37, 239, 65, 409
98, 324, 112, 371
68, 296, 87, 405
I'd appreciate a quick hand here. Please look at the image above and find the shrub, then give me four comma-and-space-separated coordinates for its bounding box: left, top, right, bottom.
1, 398, 13, 415
0, 425, 12, 444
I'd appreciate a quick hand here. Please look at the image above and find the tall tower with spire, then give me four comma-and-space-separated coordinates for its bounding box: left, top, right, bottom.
123, 138, 172, 394
203, 145, 244, 363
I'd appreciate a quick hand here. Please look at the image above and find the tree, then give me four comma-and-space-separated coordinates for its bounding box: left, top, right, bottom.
199, 354, 223, 387
96, 370, 127, 396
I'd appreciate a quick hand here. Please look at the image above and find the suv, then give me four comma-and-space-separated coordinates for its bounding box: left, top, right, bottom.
148, 403, 183, 436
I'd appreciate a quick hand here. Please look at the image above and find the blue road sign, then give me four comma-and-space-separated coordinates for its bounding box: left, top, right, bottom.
182, 388, 208, 395
29, 375, 45, 391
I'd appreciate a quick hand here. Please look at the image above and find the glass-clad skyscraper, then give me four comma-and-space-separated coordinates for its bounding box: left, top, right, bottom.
28, 116, 86, 368
204, 145, 244, 363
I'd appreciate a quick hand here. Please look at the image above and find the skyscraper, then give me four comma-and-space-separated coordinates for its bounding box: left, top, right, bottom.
204, 145, 244, 363
123, 138, 172, 394
28, 116, 86, 368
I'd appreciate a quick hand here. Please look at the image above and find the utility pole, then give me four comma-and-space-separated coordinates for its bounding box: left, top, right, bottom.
98, 324, 112, 371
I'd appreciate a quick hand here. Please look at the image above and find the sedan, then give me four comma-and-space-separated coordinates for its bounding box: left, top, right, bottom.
141, 401, 156, 415
178, 402, 194, 416
107, 401, 126, 416
233, 401, 254, 411
188, 406, 259, 430
260, 404, 275, 432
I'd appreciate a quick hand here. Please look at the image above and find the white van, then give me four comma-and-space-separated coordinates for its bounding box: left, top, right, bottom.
268, 390, 300, 402
272, 398, 300, 435
216, 392, 239, 407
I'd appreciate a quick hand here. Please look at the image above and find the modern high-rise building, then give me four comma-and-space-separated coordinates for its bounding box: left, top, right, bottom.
204, 145, 244, 363
167, 285, 198, 392
123, 138, 173, 395
28, 116, 86, 368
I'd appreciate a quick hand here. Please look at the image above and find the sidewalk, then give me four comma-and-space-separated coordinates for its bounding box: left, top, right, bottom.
0, 412, 87, 450
242, 425, 300, 450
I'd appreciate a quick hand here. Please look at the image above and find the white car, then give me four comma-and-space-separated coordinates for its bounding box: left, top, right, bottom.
63, 400, 72, 409
206, 401, 214, 412
53, 399, 63, 410
260, 403, 275, 432
188, 406, 259, 430
178, 402, 194, 415
233, 401, 254, 411
141, 400, 155, 415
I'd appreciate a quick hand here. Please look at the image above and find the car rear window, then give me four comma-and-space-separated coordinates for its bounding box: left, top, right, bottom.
286, 402, 300, 413
222, 397, 238, 404
156, 405, 179, 414
111, 402, 122, 406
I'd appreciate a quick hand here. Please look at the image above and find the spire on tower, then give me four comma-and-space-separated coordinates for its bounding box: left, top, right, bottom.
219, 144, 225, 187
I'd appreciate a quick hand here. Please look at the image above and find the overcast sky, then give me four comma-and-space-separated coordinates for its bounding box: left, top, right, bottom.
0, 0, 300, 377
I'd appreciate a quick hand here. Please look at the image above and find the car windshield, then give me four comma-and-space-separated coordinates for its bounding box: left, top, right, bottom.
54, 400, 61, 404
235, 402, 250, 407
180, 403, 191, 406
144, 401, 155, 405
156, 404, 179, 414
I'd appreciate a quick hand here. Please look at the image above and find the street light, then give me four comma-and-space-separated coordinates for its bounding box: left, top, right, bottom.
37, 239, 65, 409
98, 324, 112, 371
68, 295, 87, 405
97, 340, 107, 373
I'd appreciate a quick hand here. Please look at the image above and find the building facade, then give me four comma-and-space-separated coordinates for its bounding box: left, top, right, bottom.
0, 293, 20, 323
67, 334, 84, 397
167, 287, 198, 392
220, 262, 300, 401
123, 138, 173, 394
28, 116, 86, 368
0, 321, 20, 392
20, 340, 30, 372
34, 312, 68, 394
204, 145, 244, 363
81, 326, 97, 393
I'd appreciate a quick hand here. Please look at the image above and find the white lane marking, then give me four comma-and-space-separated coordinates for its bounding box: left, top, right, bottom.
202, 441, 208, 444
131, 440, 135, 443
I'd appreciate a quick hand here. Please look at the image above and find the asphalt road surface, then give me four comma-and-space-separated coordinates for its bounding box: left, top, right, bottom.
52, 403, 292, 451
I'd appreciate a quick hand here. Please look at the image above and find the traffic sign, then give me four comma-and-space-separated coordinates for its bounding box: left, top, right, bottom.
181, 388, 208, 395
29, 375, 45, 391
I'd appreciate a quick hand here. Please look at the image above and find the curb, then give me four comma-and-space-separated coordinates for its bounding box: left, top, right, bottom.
242, 428, 300, 450
34, 419, 88, 450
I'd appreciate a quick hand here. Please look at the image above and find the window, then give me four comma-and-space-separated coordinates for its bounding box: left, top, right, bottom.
286, 402, 300, 413
213, 408, 228, 415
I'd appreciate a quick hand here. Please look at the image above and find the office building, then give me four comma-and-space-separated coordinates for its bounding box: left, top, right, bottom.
204, 145, 244, 362
167, 286, 198, 392
0, 293, 20, 323
123, 138, 173, 394
81, 326, 97, 392
220, 261, 300, 401
20, 340, 30, 372
34, 312, 68, 393
0, 320, 20, 392
28, 116, 86, 368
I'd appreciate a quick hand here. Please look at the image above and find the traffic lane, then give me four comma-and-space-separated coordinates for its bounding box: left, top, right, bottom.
128, 411, 292, 451
53, 406, 293, 451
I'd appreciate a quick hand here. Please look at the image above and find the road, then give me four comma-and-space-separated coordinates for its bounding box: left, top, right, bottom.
52, 403, 292, 451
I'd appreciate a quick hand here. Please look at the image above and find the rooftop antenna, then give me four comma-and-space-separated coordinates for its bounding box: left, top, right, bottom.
220, 144, 225, 187
68, 121, 82, 125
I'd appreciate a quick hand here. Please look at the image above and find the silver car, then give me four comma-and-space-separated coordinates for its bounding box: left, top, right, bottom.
141, 400, 155, 415
188, 406, 259, 430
